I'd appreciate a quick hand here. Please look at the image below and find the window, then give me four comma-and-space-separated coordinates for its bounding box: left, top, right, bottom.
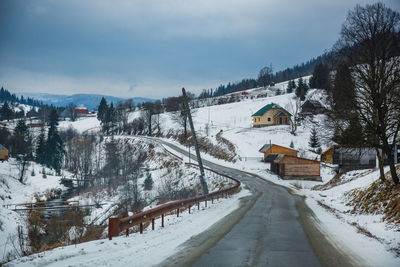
267, 118, 271, 122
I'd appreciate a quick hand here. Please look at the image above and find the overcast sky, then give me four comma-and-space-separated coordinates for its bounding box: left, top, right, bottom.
1, 0, 399, 99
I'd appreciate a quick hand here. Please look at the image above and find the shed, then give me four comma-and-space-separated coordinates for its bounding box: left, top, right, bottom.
300, 100, 325, 117
252, 103, 291, 127
0, 144, 9, 162
329, 147, 376, 170
259, 144, 298, 161
321, 146, 338, 164
271, 154, 321, 181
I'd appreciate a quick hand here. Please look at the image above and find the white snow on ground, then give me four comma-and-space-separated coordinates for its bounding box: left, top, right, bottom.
58, 116, 101, 134
5, 188, 250, 267
0, 160, 68, 262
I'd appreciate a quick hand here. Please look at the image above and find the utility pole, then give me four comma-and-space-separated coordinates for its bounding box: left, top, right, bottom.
182, 88, 209, 195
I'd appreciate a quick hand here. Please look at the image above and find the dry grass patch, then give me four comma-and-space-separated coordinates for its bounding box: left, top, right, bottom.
347, 165, 400, 228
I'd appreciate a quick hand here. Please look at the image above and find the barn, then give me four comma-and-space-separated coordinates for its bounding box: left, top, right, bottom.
259, 144, 298, 162
0, 144, 9, 162
252, 103, 291, 127
74, 106, 89, 117
271, 154, 321, 181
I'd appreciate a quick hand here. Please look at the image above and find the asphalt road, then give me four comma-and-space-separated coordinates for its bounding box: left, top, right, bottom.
153, 139, 362, 267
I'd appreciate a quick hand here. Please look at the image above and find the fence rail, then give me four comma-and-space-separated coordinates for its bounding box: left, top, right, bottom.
108, 163, 240, 240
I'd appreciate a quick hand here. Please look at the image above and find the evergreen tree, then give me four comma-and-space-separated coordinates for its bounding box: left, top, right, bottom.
289, 140, 294, 148
0, 102, 14, 121
295, 77, 308, 100
46, 108, 64, 173
308, 127, 321, 150
35, 128, 46, 165
13, 119, 33, 183
97, 97, 108, 123
332, 62, 355, 116
104, 137, 120, 187
286, 80, 295, 93
143, 166, 153, 190
309, 63, 331, 89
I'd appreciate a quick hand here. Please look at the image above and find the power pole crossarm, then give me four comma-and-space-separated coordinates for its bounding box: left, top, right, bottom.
182, 88, 209, 195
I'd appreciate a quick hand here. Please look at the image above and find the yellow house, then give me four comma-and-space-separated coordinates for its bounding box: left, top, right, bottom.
252, 103, 291, 127
0, 144, 9, 162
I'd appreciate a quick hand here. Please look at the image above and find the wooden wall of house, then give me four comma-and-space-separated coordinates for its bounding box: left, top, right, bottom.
281, 156, 316, 165
253, 109, 290, 127
283, 164, 320, 176
0, 149, 8, 160
321, 148, 334, 164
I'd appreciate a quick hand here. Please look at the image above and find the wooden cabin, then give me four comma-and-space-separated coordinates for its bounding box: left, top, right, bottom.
300, 100, 325, 117
252, 103, 291, 127
0, 144, 9, 162
322, 146, 376, 170
321, 146, 336, 164
259, 144, 298, 162
271, 154, 321, 181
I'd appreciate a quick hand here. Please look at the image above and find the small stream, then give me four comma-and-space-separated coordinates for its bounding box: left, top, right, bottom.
43, 186, 80, 219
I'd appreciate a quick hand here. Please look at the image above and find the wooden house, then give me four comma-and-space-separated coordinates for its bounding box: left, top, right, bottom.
321, 146, 337, 164
259, 144, 298, 162
300, 100, 325, 117
0, 144, 9, 162
252, 103, 291, 127
322, 146, 376, 170
271, 154, 321, 181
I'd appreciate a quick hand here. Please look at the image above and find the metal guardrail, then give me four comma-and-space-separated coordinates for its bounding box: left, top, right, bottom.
108, 163, 240, 240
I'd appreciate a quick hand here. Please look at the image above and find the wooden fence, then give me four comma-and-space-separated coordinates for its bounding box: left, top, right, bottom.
108, 163, 240, 240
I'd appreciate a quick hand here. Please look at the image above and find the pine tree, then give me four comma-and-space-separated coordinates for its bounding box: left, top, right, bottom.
143, 166, 153, 190
332, 62, 355, 115
309, 63, 331, 89
0, 102, 14, 121
286, 80, 294, 93
97, 97, 108, 123
290, 140, 294, 148
46, 108, 64, 173
36, 127, 46, 164
295, 77, 308, 101
309, 127, 321, 150
13, 119, 33, 183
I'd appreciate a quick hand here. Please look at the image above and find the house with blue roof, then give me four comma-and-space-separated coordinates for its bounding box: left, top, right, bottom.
252, 103, 291, 127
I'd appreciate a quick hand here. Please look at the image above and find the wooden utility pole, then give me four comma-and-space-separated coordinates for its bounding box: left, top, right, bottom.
182, 88, 209, 195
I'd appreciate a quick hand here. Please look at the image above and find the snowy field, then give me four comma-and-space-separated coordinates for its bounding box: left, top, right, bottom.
58, 116, 101, 134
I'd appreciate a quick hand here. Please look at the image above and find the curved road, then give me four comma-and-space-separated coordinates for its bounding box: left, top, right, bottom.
153, 139, 362, 267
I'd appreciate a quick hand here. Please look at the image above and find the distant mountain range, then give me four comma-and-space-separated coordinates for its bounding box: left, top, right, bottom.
18, 93, 154, 111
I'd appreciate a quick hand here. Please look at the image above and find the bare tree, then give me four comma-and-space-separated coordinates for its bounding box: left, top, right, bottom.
336, 3, 400, 184
286, 97, 301, 135
171, 103, 197, 137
